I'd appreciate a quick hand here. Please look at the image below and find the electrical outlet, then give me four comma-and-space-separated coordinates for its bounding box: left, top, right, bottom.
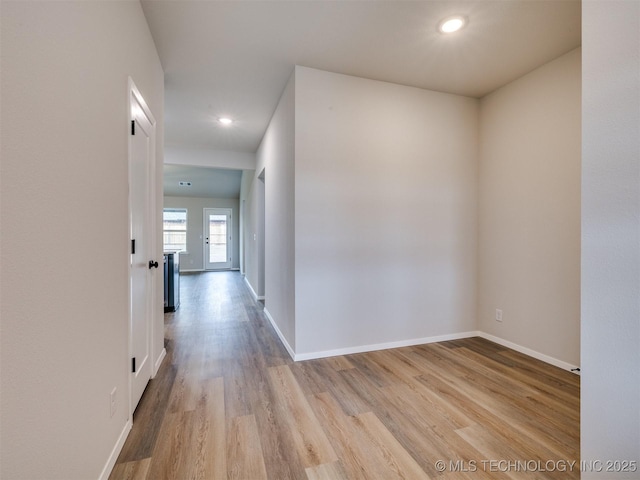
110, 388, 117, 418
495, 309, 503, 322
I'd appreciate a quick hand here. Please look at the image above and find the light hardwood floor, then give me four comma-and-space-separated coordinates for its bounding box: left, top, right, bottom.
110, 271, 579, 480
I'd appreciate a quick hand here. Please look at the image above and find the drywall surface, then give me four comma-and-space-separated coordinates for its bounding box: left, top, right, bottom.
241, 171, 265, 298
164, 196, 240, 270
165, 145, 256, 170
254, 73, 296, 350
0, 1, 164, 479
478, 48, 581, 366
294, 66, 478, 355
581, 1, 640, 477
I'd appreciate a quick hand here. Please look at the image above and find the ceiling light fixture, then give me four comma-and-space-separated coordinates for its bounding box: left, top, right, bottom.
218, 117, 233, 125
438, 15, 467, 34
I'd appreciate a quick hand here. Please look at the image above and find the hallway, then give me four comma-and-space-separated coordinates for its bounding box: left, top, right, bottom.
110, 271, 579, 480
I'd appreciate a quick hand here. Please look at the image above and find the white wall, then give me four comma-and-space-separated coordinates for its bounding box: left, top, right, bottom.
240, 170, 265, 298
294, 67, 478, 356
582, 1, 640, 476
0, 1, 164, 479
249, 61, 582, 366
254, 73, 296, 351
165, 145, 256, 170
164, 196, 240, 271
478, 48, 581, 367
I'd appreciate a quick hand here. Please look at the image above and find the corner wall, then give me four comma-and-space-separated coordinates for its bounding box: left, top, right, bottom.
581, 1, 640, 475
294, 66, 479, 356
254, 73, 296, 352
240, 170, 265, 298
477, 48, 581, 367
0, 2, 164, 478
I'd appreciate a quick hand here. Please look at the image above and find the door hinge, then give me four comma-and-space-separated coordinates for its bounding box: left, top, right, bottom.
131, 357, 136, 373
131, 120, 135, 135
131, 239, 136, 254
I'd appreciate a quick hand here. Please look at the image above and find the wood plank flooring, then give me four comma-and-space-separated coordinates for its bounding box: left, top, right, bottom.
110, 271, 579, 480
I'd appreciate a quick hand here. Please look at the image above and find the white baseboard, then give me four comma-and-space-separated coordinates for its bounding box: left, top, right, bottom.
259, 317, 579, 374
476, 331, 580, 374
263, 308, 296, 361
243, 277, 265, 302
100, 350, 165, 479
182, 268, 239, 273
153, 348, 167, 378
256, 303, 578, 373
98, 420, 132, 480
293, 331, 479, 362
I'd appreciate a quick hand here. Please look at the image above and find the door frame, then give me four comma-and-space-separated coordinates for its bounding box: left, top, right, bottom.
203, 207, 233, 270
127, 77, 158, 421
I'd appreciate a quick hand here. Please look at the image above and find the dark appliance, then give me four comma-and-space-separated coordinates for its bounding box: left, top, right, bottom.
164, 252, 180, 312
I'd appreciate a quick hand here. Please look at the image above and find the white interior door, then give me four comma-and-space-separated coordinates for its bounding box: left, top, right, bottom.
204, 208, 232, 270
129, 82, 155, 413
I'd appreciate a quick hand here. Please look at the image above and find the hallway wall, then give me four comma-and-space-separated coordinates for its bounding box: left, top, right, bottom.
478, 48, 581, 367
0, 2, 164, 478
254, 73, 296, 352
581, 1, 640, 474
240, 170, 265, 299
294, 66, 479, 356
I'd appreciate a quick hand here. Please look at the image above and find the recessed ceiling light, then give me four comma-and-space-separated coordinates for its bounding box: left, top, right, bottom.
438, 15, 467, 34
218, 117, 233, 125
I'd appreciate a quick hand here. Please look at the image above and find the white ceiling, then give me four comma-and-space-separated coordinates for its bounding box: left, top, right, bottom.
164, 164, 243, 198
141, 0, 581, 156
146, 0, 580, 200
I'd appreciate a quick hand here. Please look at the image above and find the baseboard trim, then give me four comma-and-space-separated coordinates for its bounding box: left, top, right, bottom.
98, 419, 132, 480
243, 277, 265, 302
180, 268, 204, 273
263, 308, 295, 361
258, 310, 579, 373
153, 347, 167, 377
263, 325, 579, 373
293, 331, 479, 362
477, 331, 580, 374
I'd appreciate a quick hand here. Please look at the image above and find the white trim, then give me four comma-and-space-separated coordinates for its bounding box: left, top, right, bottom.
260, 321, 580, 373
180, 268, 205, 273
263, 308, 295, 360
153, 347, 166, 378
98, 420, 132, 480
293, 331, 479, 362
476, 331, 580, 374
244, 276, 265, 302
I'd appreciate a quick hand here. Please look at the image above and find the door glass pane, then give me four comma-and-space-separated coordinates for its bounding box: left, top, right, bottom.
209, 214, 227, 263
